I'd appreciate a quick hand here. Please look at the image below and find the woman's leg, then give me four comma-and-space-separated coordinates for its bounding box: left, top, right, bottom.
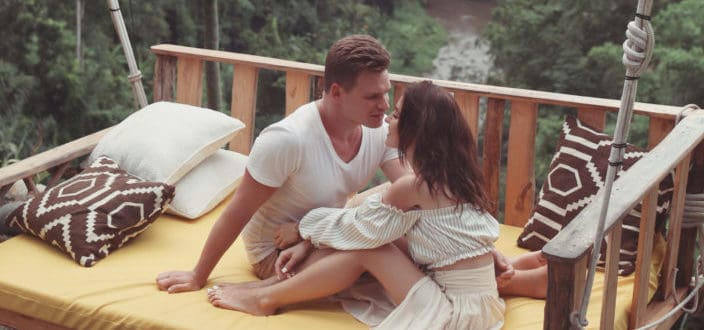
208, 244, 425, 315
498, 266, 547, 299
509, 250, 546, 270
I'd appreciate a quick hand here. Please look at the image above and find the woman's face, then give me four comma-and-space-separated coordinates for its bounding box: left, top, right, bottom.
384, 96, 402, 148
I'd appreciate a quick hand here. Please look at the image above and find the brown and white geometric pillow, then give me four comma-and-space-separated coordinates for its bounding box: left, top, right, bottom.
517, 116, 674, 275
6, 156, 175, 267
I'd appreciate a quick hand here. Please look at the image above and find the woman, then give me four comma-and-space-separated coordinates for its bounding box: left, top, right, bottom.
208, 80, 505, 329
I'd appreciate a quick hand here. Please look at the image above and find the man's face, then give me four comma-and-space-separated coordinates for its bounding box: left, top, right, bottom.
338, 70, 391, 128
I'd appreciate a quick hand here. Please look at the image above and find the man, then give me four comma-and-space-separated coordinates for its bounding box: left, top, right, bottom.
156, 34, 408, 294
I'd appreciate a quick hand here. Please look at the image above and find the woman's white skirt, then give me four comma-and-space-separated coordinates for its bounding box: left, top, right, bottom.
374, 263, 504, 330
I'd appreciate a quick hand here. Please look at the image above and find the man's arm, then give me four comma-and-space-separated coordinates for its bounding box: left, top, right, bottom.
156, 170, 277, 293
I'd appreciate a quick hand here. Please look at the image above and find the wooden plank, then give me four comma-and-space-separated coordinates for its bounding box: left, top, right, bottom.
482, 98, 505, 217
648, 117, 674, 150
453, 91, 480, 141
229, 64, 258, 154
0, 128, 111, 188
151, 44, 683, 119
577, 107, 606, 131
285, 71, 311, 116
600, 223, 622, 329
629, 189, 659, 329
505, 101, 537, 226
176, 57, 204, 106
543, 113, 704, 262
657, 156, 690, 300
153, 54, 176, 102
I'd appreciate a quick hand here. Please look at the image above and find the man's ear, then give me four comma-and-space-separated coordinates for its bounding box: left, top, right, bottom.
330, 83, 343, 99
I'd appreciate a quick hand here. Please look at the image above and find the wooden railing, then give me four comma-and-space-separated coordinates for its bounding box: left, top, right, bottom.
0, 44, 701, 329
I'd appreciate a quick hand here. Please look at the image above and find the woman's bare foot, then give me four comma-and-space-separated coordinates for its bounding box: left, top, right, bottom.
207, 286, 276, 316
211, 276, 279, 291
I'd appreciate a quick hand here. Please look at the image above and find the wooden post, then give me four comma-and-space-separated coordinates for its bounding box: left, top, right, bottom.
544, 257, 587, 330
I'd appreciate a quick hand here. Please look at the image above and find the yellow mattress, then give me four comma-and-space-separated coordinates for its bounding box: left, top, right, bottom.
0, 196, 663, 329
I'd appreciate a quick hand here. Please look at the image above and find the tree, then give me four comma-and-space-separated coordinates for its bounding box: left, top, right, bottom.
203, 0, 222, 110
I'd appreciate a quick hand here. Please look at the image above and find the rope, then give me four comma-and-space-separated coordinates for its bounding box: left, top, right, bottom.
572, 2, 656, 327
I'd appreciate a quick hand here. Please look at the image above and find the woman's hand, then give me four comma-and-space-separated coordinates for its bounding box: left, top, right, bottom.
275, 240, 313, 279
274, 222, 301, 249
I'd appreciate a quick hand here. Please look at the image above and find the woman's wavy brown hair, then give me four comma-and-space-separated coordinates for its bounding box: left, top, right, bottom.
398, 80, 491, 212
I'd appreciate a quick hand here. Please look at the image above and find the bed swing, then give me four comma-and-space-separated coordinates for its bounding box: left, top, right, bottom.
0, 0, 703, 329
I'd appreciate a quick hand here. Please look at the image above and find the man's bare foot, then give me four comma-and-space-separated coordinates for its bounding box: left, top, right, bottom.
207, 286, 276, 316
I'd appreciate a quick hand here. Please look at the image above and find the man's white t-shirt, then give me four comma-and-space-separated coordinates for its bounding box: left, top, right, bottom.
241, 101, 398, 264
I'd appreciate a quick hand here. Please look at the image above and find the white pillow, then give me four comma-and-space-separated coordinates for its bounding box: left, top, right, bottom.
167, 150, 248, 219
89, 102, 245, 185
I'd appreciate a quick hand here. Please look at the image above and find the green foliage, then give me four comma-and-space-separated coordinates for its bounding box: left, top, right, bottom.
486, 0, 703, 187
1, 0, 446, 161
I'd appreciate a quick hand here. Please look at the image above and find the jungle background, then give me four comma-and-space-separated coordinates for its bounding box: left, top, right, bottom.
0, 0, 703, 327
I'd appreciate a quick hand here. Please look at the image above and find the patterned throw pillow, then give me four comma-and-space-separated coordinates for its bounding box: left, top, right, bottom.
517, 116, 674, 275
6, 156, 175, 267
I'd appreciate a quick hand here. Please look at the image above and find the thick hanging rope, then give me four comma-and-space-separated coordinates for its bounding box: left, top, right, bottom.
107, 0, 148, 109
571, 1, 655, 328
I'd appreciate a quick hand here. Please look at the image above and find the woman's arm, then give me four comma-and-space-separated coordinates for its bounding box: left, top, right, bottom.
299, 175, 421, 250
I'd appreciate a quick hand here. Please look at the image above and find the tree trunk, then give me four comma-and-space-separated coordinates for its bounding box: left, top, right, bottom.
76, 0, 84, 67
203, 0, 221, 110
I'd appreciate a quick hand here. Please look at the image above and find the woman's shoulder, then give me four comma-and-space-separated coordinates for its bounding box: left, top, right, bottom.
382, 175, 423, 211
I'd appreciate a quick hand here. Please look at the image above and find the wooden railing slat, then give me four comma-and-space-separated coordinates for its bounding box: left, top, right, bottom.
229, 64, 258, 154
577, 107, 607, 131
657, 156, 691, 300
648, 117, 674, 150
176, 57, 204, 106
454, 91, 480, 143
153, 55, 176, 102
505, 101, 537, 226
600, 222, 622, 329
630, 189, 659, 329
482, 98, 505, 217
285, 72, 311, 116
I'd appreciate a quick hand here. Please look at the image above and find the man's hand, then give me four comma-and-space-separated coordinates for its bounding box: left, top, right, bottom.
275, 222, 301, 249
492, 249, 515, 288
275, 240, 313, 279
156, 270, 206, 293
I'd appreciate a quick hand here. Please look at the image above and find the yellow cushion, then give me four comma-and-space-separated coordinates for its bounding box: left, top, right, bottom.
0, 195, 663, 329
